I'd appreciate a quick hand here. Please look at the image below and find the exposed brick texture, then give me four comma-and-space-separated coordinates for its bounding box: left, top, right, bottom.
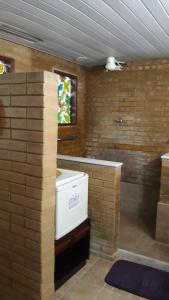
57, 158, 121, 259
0, 38, 86, 157
86, 59, 169, 219
0, 71, 57, 300
156, 157, 169, 243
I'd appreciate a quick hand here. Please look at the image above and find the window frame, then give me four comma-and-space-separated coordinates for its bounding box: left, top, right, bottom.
54, 69, 77, 126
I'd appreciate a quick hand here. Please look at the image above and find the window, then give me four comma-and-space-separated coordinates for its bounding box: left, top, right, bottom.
0, 56, 15, 75
55, 70, 77, 125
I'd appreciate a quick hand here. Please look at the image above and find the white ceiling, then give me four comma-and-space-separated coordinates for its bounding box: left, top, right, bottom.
0, 0, 169, 66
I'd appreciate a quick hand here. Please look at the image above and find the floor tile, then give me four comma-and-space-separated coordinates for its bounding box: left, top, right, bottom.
55, 274, 78, 294
118, 213, 169, 263
96, 285, 147, 300
96, 286, 121, 300
80, 257, 113, 288
54, 289, 64, 299
59, 279, 102, 300
74, 254, 99, 279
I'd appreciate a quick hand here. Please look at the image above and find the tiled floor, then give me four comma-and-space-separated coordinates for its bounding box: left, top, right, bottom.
118, 213, 169, 263
55, 255, 146, 300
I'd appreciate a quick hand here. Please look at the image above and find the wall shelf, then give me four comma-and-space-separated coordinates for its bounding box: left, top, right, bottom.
55, 218, 90, 289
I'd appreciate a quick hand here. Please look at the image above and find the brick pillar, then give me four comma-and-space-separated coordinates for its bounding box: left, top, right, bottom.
156, 155, 169, 243
0, 71, 57, 299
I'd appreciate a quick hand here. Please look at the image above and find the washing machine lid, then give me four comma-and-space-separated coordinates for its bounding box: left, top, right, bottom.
56, 168, 84, 187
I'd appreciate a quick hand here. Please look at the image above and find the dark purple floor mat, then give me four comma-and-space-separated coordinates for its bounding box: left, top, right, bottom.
105, 260, 169, 300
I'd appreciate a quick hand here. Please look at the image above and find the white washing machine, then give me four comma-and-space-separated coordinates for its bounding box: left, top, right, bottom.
55, 168, 88, 240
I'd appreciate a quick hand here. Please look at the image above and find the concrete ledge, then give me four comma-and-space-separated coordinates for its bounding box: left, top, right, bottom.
161, 152, 169, 159
57, 154, 123, 168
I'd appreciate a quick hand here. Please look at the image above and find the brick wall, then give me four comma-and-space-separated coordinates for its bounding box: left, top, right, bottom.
57, 157, 122, 259
156, 156, 169, 243
2, 39, 169, 229
0, 38, 86, 157
86, 59, 169, 219
0, 71, 57, 299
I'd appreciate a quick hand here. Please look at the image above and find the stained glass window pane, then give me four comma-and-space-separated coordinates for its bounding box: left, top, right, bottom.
56, 72, 77, 125
0, 60, 8, 75
58, 74, 71, 124
0, 56, 14, 75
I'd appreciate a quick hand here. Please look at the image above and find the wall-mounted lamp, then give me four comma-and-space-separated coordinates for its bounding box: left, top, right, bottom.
105, 57, 126, 71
